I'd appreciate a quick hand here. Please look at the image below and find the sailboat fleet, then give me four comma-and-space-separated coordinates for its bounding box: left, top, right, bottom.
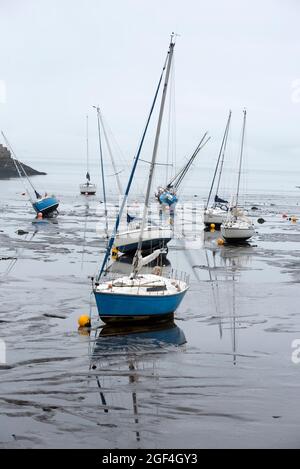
0, 34, 258, 325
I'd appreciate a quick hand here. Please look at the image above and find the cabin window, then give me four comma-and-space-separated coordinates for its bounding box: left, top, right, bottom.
146, 285, 167, 292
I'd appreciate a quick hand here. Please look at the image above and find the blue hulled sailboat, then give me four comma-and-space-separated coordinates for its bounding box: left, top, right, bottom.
1, 132, 59, 217
93, 35, 189, 323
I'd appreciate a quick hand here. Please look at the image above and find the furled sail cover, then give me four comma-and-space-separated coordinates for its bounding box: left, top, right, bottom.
134, 249, 161, 272
214, 195, 228, 204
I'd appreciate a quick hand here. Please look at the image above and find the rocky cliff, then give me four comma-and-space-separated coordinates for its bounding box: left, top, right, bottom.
0, 144, 46, 179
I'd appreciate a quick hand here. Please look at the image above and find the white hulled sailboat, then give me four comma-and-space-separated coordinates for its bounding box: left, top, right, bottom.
204, 111, 231, 228
221, 110, 255, 243
80, 116, 96, 195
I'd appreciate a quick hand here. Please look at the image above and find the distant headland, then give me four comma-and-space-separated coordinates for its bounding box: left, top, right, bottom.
0, 144, 46, 179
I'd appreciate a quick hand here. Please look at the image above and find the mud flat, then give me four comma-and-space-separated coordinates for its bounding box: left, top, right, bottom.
0, 191, 300, 448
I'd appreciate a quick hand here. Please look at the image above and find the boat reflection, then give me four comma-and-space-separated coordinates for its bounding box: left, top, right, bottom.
196, 242, 252, 365
0, 230, 38, 278
91, 319, 186, 355
89, 320, 186, 444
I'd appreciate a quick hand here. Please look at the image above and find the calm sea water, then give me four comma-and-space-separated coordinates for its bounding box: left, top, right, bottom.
0, 160, 300, 448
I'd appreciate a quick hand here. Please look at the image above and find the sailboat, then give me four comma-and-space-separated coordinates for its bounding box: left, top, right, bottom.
93, 35, 189, 323
221, 110, 255, 243
156, 133, 210, 210
112, 35, 186, 255
1, 132, 59, 217
80, 116, 96, 195
204, 111, 231, 228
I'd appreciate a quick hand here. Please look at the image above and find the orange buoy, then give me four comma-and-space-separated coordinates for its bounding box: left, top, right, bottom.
37, 212, 43, 220
217, 238, 224, 246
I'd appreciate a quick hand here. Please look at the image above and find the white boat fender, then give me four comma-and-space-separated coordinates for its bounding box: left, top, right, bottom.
171, 281, 181, 292
152, 266, 162, 276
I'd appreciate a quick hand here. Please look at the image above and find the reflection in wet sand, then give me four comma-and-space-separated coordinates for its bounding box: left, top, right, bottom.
89, 321, 186, 444
1, 188, 300, 448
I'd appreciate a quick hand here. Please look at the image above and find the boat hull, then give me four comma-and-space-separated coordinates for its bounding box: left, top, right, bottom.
116, 237, 171, 254
221, 225, 255, 243
32, 196, 59, 216
94, 289, 187, 323
114, 227, 173, 254
204, 209, 227, 228
80, 183, 96, 195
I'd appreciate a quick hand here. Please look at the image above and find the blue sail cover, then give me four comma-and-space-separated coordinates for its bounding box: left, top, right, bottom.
159, 191, 178, 206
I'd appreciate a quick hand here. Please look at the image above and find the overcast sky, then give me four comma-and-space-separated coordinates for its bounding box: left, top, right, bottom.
0, 0, 299, 171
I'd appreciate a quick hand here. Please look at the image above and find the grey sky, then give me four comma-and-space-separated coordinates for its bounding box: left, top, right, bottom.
0, 0, 299, 171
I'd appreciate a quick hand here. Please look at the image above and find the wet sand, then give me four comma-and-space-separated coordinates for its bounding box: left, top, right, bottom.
0, 192, 300, 448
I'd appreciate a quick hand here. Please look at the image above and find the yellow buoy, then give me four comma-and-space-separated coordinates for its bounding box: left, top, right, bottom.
111, 246, 119, 260
217, 238, 224, 246
78, 314, 91, 328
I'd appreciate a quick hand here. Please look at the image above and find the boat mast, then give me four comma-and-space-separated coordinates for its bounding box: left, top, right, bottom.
96, 50, 168, 281
86, 115, 90, 181
235, 109, 246, 208
1, 131, 38, 201
172, 133, 210, 191
214, 110, 231, 202
205, 110, 231, 210
98, 111, 123, 195
94, 106, 108, 236
133, 34, 176, 275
